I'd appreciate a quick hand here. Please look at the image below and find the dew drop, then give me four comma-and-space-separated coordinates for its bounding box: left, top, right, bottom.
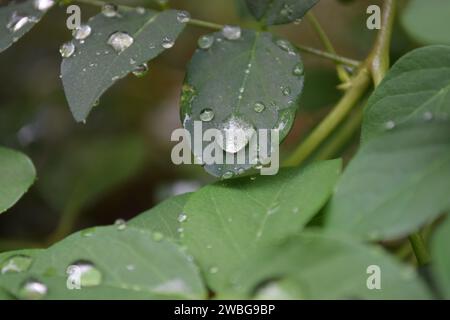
1, 255, 32, 274
176, 11, 190, 23
107, 31, 134, 53
132, 63, 149, 77
177, 227, 184, 233
282, 86, 291, 96
197, 35, 214, 49
254, 102, 265, 113
222, 25, 241, 40
33, 0, 55, 11
276, 39, 295, 55
7, 12, 31, 33
152, 232, 164, 242
385, 120, 396, 130
222, 171, 234, 180
102, 3, 119, 18
68, 260, 102, 287
177, 213, 187, 223
280, 4, 294, 18
126, 264, 135, 271
217, 116, 255, 154
18, 279, 47, 300
200, 108, 214, 122
209, 266, 219, 274
423, 111, 433, 121
59, 41, 75, 58
162, 37, 175, 49
114, 218, 127, 230
293, 63, 304, 76
73, 24, 92, 40
136, 7, 146, 15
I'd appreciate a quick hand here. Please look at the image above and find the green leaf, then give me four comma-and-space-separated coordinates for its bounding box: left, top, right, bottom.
181, 160, 341, 291
62, 8, 186, 122
326, 122, 450, 241
0, 226, 206, 299
225, 231, 431, 299
431, 216, 450, 299
362, 46, 450, 143
182, 30, 304, 177
0, 0, 54, 53
401, 0, 450, 45
129, 193, 191, 240
245, 0, 319, 26
0, 147, 36, 214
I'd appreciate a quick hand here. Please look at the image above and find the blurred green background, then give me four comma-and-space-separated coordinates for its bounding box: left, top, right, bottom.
0, 0, 419, 251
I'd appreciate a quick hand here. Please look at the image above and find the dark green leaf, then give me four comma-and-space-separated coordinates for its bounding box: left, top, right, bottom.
182, 30, 304, 177
181, 160, 341, 291
401, 0, 450, 45
326, 122, 450, 241
226, 231, 431, 299
129, 193, 191, 240
431, 216, 450, 299
0, 146, 36, 214
362, 46, 450, 143
245, 0, 319, 26
62, 9, 186, 122
0, 0, 54, 53
0, 226, 206, 299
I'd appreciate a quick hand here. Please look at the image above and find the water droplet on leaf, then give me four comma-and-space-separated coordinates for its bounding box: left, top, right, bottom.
114, 218, 127, 230
200, 109, 214, 122
222, 25, 241, 40
33, 0, 55, 11
176, 11, 190, 23
217, 116, 255, 154
177, 213, 187, 223
73, 24, 92, 40
162, 37, 175, 49
132, 63, 148, 77
102, 3, 119, 18
18, 279, 48, 300
197, 35, 214, 49
254, 102, 265, 113
7, 12, 31, 33
69, 260, 102, 287
59, 41, 75, 58
1, 255, 32, 274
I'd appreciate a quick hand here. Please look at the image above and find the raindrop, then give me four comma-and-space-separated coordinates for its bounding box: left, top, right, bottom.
162, 37, 175, 49
114, 218, 127, 230
217, 116, 255, 154
237, 168, 245, 175
136, 7, 146, 15
222, 171, 234, 180
250, 176, 256, 181
126, 264, 135, 271
132, 63, 149, 77
177, 227, 184, 233
81, 227, 95, 237
68, 260, 102, 287
18, 279, 47, 300
209, 266, 219, 274
1, 255, 32, 274
282, 86, 291, 96
152, 232, 164, 242
33, 0, 55, 11
111, 75, 120, 81
200, 108, 215, 122
197, 35, 214, 50
280, 4, 294, 18
254, 102, 265, 113
73, 24, 92, 40
107, 31, 134, 53
102, 3, 119, 18
59, 41, 75, 58
177, 11, 190, 23
385, 120, 396, 130
222, 25, 241, 40
7, 12, 30, 33
423, 111, 433, 121
293, 63, 304, 76
177, 213, 187, 223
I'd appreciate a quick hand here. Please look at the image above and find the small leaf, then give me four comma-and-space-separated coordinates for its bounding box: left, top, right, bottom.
245, 0, 319, 26
182, 30, 304, 177
181, 160, 341, 291
401, 0, 450, 45
431, 216, 450, 299
0, 0, 54, 53
226, 231, 431, 299
0, 147, 36, 214
0, 226, 206, 299
362, 46, 450, 143
61, 8, 186, 122
326, 122, 450, 241
129, 193, 191, 240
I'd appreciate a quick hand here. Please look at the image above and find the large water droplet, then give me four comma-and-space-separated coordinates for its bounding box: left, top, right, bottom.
177, 213, 187, 223
18, 279, 48, 300
254, 102, 266, 113
217, 116, 255, 154
197, 35, 214, 50
176, 11, 190, 23
385, 120, 396, 130
34, 0, 55, 11
107, 31, 134, 53
276, 39, 295, 55
115, 218, 127, 230
162, 37, 175, 49
102, 3, 119, 18
222, 25, 241, 40
222, 171, 234, 180
73, 24, 92, 40
200, 109, 214, 122
68, 260, 102, 287
7, 12, 31, 33
1, 255, 32, 274
132, 63, 148, 77
59, 41, 75, 58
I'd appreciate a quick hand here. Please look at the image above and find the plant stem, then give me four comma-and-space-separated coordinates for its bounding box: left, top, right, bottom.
188, 18, 223, 30
295, 45, 360, 68
306, 13, 351, 83
409, 233, 431, 266
284, 67, 370, 166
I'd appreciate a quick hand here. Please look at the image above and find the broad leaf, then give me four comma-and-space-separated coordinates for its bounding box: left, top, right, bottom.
431, 216, 450, 299
326, 122, 450, 241
129, 193, 191, 240
0, 226, 206, 299
401, 0, 450, 45
61, 8, 186, 122
362, 46, 450, 143
0, 0, 54, 53
225, 231, 431, 299
0, 146, 36, 214
181, 160, 341, 291
182, 30, 304, 177
245, 0, 319, 26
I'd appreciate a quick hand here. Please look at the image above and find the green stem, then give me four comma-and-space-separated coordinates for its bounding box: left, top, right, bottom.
188, 18, 223, 30
409, 233, 431, 266
295, 45, 360, 68
306, 13, 351, 83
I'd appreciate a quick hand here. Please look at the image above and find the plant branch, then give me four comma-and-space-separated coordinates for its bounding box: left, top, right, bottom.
295, 45, 360, 67
409, 233, 431, 266
306, 13, 351, 83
